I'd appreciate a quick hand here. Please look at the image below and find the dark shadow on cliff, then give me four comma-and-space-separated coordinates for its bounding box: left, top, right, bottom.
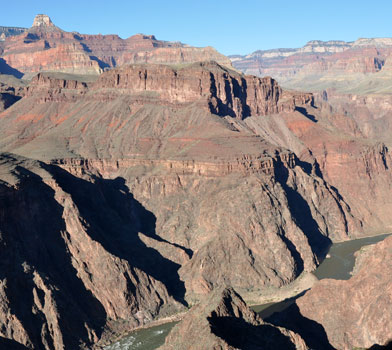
295, 106, 318, 122
44, 164, 189, 304
208, 315, 297, 350
0, 167, 107, 349
0, 92, 22, 110
274, 156, 332, 261
266, 303, 335, 350
255, 290, 307, 320
0, 58, 23, 79
369, 341, 392, 350
0, 337, 29, 350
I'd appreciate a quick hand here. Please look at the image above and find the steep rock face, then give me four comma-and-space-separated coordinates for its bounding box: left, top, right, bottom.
0, 154, 185, 350
0, 15, 232, 76
3, 43, 103, 76
295, 235, 392, 349
160, 287, 308, 350
93, 61, 313, 119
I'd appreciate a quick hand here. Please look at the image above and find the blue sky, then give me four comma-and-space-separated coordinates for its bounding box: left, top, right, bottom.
1, 0, 391, 55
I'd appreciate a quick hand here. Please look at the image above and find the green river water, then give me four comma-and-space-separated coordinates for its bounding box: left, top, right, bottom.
104, 233, 390, 350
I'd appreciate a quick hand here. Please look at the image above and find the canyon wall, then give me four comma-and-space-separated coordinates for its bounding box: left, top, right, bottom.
0, 15, 232, 77
0, 62, 364, 349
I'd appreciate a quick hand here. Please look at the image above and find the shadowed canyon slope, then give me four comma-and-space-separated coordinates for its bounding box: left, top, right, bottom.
0, 60, 371, 349
160, 287, 308, 350
0, 15, 231, 77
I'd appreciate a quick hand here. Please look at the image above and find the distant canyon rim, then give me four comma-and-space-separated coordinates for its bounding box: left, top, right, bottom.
0, 14, 391, 350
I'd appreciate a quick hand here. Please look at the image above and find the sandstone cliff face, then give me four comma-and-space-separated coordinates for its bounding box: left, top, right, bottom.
0, 15, 232, 77
295, 236, 392, 349
160, 287, 308, 350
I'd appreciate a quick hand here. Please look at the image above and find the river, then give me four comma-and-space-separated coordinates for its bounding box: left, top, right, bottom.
104, 233, 390, 350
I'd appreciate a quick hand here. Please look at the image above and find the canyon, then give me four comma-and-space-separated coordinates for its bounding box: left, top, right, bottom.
0, 13, 391, 350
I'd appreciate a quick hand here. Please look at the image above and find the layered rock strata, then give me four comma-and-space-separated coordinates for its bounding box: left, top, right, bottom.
0, 15, 232, 76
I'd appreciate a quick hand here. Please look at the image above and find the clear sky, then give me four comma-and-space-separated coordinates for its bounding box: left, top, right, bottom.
1, 0, 392, 56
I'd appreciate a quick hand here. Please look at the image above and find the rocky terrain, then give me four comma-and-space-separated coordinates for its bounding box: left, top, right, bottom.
0, 14, 231, 77
0, 15, 392, 349
160, 287, 307, 350
0, 60, 369, 349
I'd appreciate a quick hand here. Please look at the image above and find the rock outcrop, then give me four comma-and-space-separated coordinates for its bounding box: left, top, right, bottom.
160, 287, 308, 350
294, 235, 392, 349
